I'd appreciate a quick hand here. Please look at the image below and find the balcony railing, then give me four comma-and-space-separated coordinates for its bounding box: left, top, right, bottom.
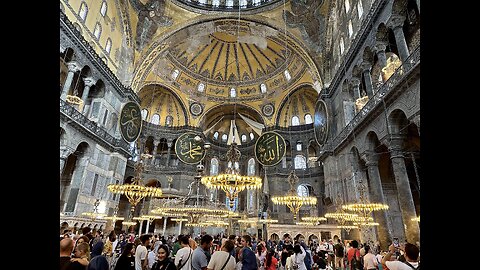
60, 99, 134, 156
323, 46, 420, 154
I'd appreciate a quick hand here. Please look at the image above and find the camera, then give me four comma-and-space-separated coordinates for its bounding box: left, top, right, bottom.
393, 237, 399, 248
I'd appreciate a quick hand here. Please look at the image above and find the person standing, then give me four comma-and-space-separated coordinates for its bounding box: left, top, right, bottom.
381, 243, 419, 270
207, 240, 236, 270
175, 235, 193, 270
135, 235, 152, 270
362, 246, 377, 270
333, 239, 344, 270
151, 245, 176, 270
60, 238, 74, 270
239, 235, 257, 270
114, 243, 136, 270
192, 235, 214, 270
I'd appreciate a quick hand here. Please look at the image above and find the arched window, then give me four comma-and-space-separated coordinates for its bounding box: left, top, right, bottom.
348, 20, 353, 37
141, 109, 148, 120
222, 134, 228, 142
253, 0, 261, 5
297, 184, 309, 197
260, 83, 267, 94
212, 0, 220, 7
171, 69, 180, 81
230, 88, 236, 98
234, 162, 239, 170
296, 142, 302, 151
226, 0, 233, 8
248, 158, 255, 176
199, 0, 207, 4
100, 1, 107, 17
197, 83, 205, 92
105, 38, 112, 54
340, 38, 345, 55
294, 155, 307, 169
165, 115, 173, 126
305, 114, 313, 124
291, 116, 300, 126
284, 70, 291, 81
93, 23, 102, 40
79, 2, 88, 22
210, 158, 219, 175
345, 0, 350, 13
226, 197, 238, 211
151, 114, 160, 125
240, 0, 247, 8
213, 131, 219, 140
249, 132, 255, 141
357, 0, 363, 18
241, 134, 247, 143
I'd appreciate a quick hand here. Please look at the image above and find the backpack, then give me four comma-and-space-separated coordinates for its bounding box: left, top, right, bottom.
304, 250, 312, 270
349, 249, 363, 270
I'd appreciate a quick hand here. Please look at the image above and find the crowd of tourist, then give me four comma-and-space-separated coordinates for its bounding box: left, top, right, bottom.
60, 227, 420, 270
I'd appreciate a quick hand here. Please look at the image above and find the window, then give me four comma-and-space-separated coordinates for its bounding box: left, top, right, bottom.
305, 114, 313, 124
253, 0, 261, 5
260, 83, 267, 94
93, 23, 102, 40
284, 70, 291, 81
297, 184, 309, 197
197, 83, 205, 92
213, 131, 219, 140
340, 38, 345, 55
357, 0, 363, 18
249, 132, 254, 141
141, 109, 148, 120
79, 2, 88, 22
291, 116, 300, 126
105, 38, 112, 54
171, 69, 180, 81
226, 0, 233, 7
296, 142, 302, 151
345, 0, 350, 13
165, 115, 173, 126
91, 174, 98, 196
210, 158, 219, 175
241, 134, 247, 143
230, 88, 236, 98
248, 158, 256, 176
294, 155, 307, 169
222, 134, 228, 142
100, 1, 107, 17
199, 0, 207, 4
240, 0, 247, 8
348, 20, 353, 37
102, 109, 109, 126
212, 0, 220, 7
151, 114, 160, 125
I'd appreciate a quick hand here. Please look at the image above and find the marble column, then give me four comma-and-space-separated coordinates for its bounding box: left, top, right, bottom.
61, 61, 81, 100
139, 220, 144, 235
360, 62, 374, 97
146, 220, 150, 234
60, 146, 73, 174
350, 77, 361, 100
64, 156, 90, 213
388, 137, 420, 244
151, 140, 159, 165
374, 42, 388, 71
80, 77, 96, 114
166, 142, 173, 166
178, 220, 183, 235
387, 15, 410, 63
60, 147, 73, 212
361, 151, 393, 250
162, 217, 168, 236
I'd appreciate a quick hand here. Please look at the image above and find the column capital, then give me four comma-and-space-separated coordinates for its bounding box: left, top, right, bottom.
67, 61, 81, 73
360, 61, 372, 72
361, 151, 380, 166
167, 142, 173, 148
350, 77, 361, 87
387, 14, 406, 30
374, 42, 387, 53
153, 140, 160, 147
82, 77, 96, 87
60, 146, 74, 159
388, 135, 406, 158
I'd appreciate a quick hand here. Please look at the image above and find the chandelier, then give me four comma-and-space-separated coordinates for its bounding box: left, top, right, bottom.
271, 170, 317, 220
107, 152, 162, 224
201, 142, 262, 207
103, 206, 124, 223
411, 216, 420, 222
301, 216, 327, 225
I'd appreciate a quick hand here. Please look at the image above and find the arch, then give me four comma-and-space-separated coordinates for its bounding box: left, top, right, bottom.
388, 109, 409, 135
100, 1, 108, 17
60, 127, 67, 146
376, 23, 389, 44
79, 2, 88, 22
105, 38, 112, 54
294, 155, 306, 169
304, 114, 313, 124
144, 136, 155, 154
145, 178, 161, 187
247, 158, 255, 176
270, 233, 279, 241
308, 234, 319, 243
151, 114, 160, 125
89, 79, 105, 98
362, 46, 375, 65
294, 234, 305, 242
141, 109, 149, 120
276, 84, 318, 127
210, 157, 219, 175
392, 0, 408, 16
93, 23, 102, 40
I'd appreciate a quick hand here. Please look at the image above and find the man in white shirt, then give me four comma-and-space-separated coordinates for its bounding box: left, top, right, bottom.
207, 240, 236, 270
382, 243, 419, 270
362, 245, 377, 270
136, 234, 151, 270
175, 235, 194, 270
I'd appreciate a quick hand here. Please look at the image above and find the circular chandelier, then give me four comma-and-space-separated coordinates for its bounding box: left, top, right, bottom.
201, 143, 262, 207
411, 216, 420, 222
271, 170, 317, 220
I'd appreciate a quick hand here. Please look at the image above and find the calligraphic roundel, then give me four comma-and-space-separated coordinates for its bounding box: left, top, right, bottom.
255, 131, 286, 167
119, 101, 143, 143
175, 132, 206, 165
314, 99, 329, 146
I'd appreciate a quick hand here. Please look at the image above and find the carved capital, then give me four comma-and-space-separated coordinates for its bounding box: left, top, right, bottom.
66, 61, 81, 73
387, 15, 406, 30
82, 77, 96, 87
361, 151, 380, 166
60, 146, 73, 159
388, 135, 406, 158
360, 61, 372, 72
350, 77, 361, 87
374, 42, 387, 53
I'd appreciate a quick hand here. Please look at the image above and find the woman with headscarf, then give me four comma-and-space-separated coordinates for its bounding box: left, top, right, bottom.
114, 243, 136, 270
151, 244, 176, 270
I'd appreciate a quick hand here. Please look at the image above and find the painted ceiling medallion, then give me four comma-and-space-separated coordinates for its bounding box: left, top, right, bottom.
262, 103, 275, 117
190, 102, 203, 116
